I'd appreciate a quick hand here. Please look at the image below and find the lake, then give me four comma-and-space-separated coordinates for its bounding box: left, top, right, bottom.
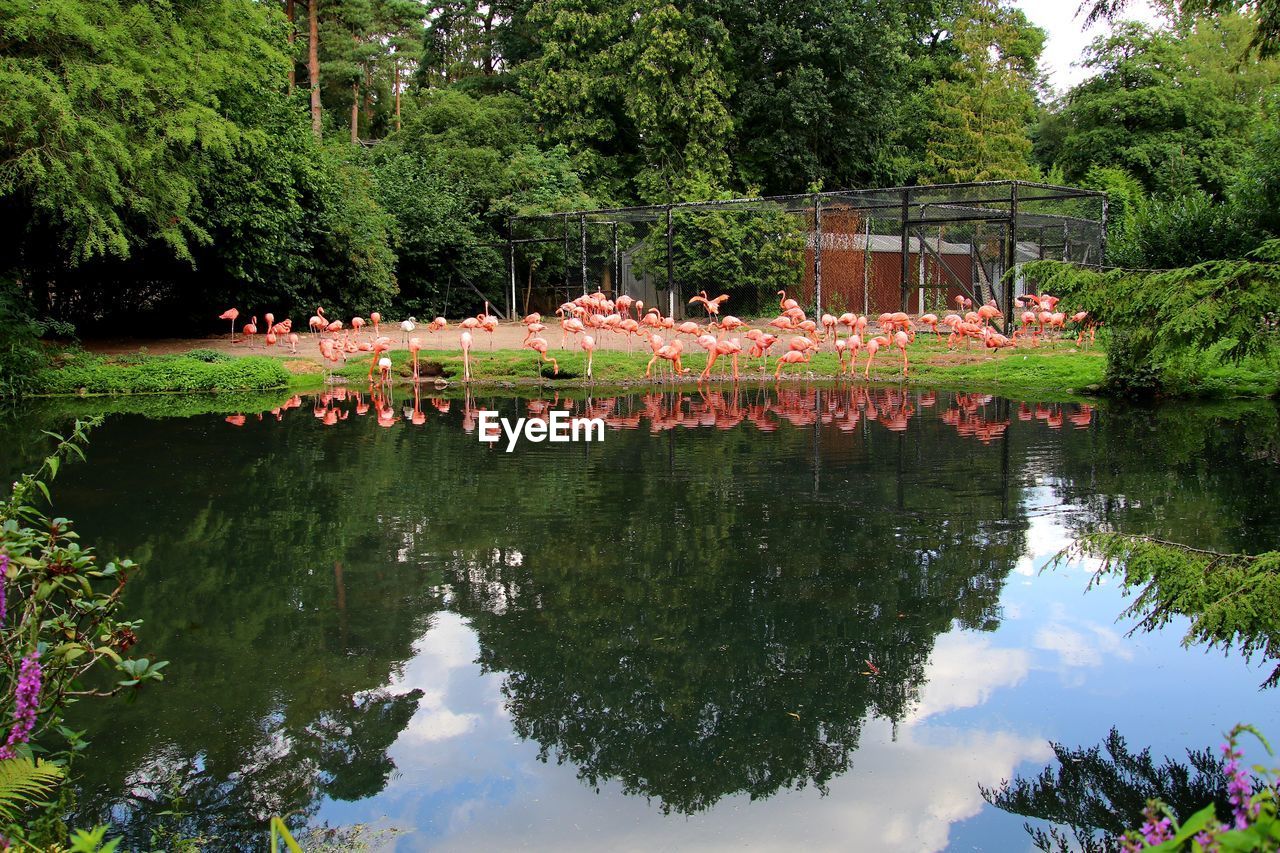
3, 386, 1277, 851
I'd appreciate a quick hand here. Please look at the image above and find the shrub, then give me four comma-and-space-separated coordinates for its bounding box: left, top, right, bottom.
36, 354, 290, 395
0, 422, 167, 846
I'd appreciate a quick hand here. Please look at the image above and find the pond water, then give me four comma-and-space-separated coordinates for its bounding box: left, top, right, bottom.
4, 387, 1280, 851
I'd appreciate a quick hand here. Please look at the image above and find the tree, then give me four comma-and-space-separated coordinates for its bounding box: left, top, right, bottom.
1082, 0, 1280, 58
519, 0, 735, 202
0, 0, 287, 265
708, 0, 927, 194
915, 0, 1044, 184
1036, 16, 1280, 197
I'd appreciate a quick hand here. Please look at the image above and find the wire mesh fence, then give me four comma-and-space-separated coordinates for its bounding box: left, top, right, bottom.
506, 181, 1106, 321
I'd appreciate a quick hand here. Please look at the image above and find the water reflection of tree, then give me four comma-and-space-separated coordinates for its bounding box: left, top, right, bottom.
435, 390, 1028, 813
30, 389, 1276, 833
982, 729, 1232, 853
59, 413, 444, 846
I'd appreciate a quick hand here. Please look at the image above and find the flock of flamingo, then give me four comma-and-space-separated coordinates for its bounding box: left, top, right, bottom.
216, 287, 1096, 385
224, 386, 1094, 443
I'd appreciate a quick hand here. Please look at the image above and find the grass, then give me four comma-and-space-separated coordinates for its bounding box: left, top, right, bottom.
23, 336, 1275, 401
33, 351, 292, 396
327, 337, 1110, 397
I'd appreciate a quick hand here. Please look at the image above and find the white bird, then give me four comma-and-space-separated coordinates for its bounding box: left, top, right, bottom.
400, 316, 416, 345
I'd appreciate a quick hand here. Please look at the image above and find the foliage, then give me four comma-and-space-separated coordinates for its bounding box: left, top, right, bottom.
34, 354, 291, 396
0, 420, 167, 845
981, 728, 1232, 853
0, 757, 64, 821
1115, 725, 1280, 851
0, 0, 287, 264
1056, 533, 1280, 686
631, 203, 807, 314
915, 0, 1043, 184
1021, 245, 1280, 394
1036, 16, 1280, 198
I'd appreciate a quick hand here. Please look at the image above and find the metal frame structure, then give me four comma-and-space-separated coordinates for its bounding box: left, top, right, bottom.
505, 181, 1106, 322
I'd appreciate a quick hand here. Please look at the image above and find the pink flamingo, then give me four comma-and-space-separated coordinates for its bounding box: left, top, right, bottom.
242, 316, 258, 347
774, 349, 810, 380
581, 334, 596, 379
408, 337, 422, 382
370, 312, 382, 337
459, 331, 473, 382
218, 308, 239, 342
893, 330, 912, 376
863, 336, 883, 379
527, 336, 559, 376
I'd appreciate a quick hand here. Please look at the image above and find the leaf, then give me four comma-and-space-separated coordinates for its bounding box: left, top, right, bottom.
270, 816, 304, 853
0, 757, 65, 821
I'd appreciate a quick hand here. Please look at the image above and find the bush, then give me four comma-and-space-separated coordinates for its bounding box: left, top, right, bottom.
36, 354, 290, 395
0, 422, 167, 846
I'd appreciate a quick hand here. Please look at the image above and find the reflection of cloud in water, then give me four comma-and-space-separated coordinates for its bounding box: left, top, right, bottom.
355, 615, 1050, 852
1017, 486, 1105, 580
399, 721, 1050, 853
905, 632, 1031, 725
1035, 619, 1134, 670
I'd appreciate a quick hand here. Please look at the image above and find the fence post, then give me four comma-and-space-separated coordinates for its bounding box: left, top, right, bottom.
666, 205, 674, 318
1004, 182, 1019, 325
562, 216, 569, 302
580, 214, 588, 296
612, 223, 619, 296
1099, 195, 1109, 268
507, 223, 516, 320
813, 194, 822, 316
900, 188, 911, 312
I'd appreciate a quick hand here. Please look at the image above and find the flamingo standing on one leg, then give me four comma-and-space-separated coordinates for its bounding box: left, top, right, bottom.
218, 308, 239, 343
581, 334, 596, 380
370, 312, 382, 338
460, 331, 473, 382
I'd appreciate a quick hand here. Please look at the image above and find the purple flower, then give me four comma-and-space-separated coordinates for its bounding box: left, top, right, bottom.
1222, 740, 1257, 830
1194, 828, 1220, 852
0, 551, 7, 627
0, 651, 41, 760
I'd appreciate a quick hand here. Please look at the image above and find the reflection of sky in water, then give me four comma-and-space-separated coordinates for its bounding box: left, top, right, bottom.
314, 485, 1276, 851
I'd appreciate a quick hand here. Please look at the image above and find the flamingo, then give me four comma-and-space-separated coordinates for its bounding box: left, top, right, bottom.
218, 308, 239, 342
352, 316, 365, 337
774, 349, 810, 380
527, 336, 559, 376
309, 308, 325, 335
287, 332, 299, 353
460, 331, 473, 382
919, 314, 941, 341
688, 291, 730, 322
428, 316, 447, 334
408, 337, 422, 382
370, 312, 382, 337
581, 334, 596, 380
367, 336, 391, 381
820, 313, 837, 342
863, 336, 882, 379
400, 317, 416, 345
893, 330, 912, 376
242, 316, 258, 347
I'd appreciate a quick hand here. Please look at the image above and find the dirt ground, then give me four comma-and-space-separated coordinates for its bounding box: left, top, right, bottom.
82, 320, 790, 364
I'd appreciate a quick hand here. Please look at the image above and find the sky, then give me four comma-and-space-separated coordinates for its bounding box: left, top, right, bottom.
1013, 0, 1166, 93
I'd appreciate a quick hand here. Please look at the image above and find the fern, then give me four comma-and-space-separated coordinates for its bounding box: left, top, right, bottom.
0, 757, 65, 821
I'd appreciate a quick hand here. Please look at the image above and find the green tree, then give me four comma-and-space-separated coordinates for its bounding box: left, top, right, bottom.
519, 0, 734, 202
915, 0, 1044, 183
1037, 16, 1280, 197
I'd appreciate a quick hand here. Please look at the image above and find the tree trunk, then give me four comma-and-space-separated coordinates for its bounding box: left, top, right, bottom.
483, 6, 496, 75
286, 0, 296, 93
362, 63, 372, 130
308, 0, 321, 139
394, 55, 402, 132
351, 80, 360, 144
